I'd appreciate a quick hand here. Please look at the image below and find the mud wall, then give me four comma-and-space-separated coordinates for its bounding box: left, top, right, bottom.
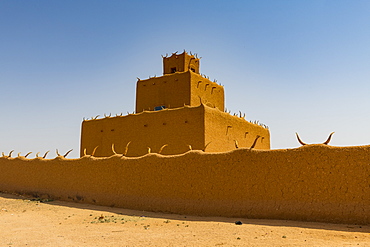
204, 106, 270, 151
190, 72, 224, 111
135, 72, 191, 113
135, 71, 224, 113
1, 144, 369, 224
81, 106, 205, 157
81, 105, 269, 157
163, 51, 200, 74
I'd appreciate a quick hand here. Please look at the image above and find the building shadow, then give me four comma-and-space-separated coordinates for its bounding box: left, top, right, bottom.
1, 191, 368, 234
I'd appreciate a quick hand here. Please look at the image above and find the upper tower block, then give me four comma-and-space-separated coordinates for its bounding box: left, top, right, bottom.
135, 51, 224, 113
163, 51, 200, 75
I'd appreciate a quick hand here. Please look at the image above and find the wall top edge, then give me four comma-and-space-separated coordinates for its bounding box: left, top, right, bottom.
1, 144, 370, 161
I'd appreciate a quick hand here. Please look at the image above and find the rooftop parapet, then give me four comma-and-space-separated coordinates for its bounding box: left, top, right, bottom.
163, 51, 200, 75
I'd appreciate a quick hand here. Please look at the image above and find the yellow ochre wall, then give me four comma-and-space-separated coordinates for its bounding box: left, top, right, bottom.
135, 71, 224, 113
81, 105, 205, 157
204, 106, 270, 152
81, 104, 269, 157
190, 72, 224, 111
135, 72, 191, 113
1, 144, 369, 224
163, 52, 200, 74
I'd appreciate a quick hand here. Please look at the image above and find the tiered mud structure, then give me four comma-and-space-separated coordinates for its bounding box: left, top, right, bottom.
0, 52, 369, 225
80, 51, 270, 157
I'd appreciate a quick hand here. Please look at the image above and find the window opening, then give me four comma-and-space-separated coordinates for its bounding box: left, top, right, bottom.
154, 105, 166, 111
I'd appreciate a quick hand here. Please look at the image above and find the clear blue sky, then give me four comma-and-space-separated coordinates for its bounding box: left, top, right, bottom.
1, 1, 369, 158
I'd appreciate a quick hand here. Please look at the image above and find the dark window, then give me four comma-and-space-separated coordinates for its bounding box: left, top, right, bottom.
171, 67, 177, 73
154, 106, 166, 111
190, 68, 195, 72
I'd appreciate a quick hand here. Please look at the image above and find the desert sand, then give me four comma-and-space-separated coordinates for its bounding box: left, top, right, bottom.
1, 192, 369, 247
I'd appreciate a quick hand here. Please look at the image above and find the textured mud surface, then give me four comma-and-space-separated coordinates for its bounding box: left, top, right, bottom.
1, 193, 369, 246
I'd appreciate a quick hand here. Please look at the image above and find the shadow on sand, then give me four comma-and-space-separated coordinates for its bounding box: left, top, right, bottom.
1, 191, 368, 234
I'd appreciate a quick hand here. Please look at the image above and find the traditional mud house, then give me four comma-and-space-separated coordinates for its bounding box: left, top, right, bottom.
80, 51, 270, 157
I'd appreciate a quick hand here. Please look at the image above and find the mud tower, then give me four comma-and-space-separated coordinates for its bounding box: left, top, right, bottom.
80, 51, 270, 157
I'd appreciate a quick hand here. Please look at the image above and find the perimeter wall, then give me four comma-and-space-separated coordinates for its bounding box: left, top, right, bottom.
0, 144, 369, 224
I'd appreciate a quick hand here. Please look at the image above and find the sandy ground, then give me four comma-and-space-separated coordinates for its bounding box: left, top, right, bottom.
0, 192, 369, 247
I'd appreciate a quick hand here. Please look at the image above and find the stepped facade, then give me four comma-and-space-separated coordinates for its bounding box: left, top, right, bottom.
80, 52, 270, 157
